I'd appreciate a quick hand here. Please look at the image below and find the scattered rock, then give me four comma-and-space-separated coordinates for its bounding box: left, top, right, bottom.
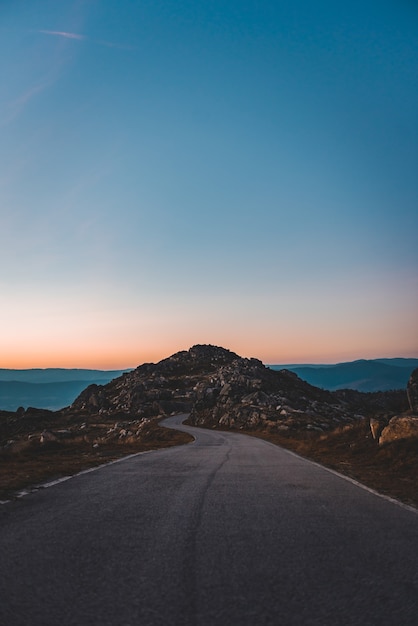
40, 430, 58, 443
370, 417, 384, 440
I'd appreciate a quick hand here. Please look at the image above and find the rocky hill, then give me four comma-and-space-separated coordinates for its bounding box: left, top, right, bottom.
70, 345, 238, 417
68, 344, 409, 433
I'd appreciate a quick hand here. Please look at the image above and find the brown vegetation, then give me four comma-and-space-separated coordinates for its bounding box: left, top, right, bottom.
0, 417, 192, 500
243, 420, 418, 508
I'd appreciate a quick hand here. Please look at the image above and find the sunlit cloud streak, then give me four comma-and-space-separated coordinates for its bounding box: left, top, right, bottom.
38, 30, 134, 50
39, 30, 85, 40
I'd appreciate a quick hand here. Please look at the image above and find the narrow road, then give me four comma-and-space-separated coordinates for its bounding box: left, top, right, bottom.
1, 415, 417, 625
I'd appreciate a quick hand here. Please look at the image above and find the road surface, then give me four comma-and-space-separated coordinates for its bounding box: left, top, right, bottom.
1, 414, 417, 625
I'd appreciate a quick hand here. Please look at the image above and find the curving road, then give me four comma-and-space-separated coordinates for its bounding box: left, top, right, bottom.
1, 414, 418, 625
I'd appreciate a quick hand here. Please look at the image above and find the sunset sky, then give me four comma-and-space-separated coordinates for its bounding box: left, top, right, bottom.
1, 0, 417, 368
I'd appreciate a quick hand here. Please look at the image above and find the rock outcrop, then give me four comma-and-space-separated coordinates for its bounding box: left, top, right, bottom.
379, 416, 418, 446
68, 345, 408, 433
70, 345, 238, 418
189, 357, 364, 431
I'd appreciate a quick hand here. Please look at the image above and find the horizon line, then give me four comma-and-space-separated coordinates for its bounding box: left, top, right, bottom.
1, 355, 418, 371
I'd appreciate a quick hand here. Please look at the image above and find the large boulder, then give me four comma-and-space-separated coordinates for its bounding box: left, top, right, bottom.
379, 416, 418, 446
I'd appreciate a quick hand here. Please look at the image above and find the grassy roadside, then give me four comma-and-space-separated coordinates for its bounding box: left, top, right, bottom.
234, 421, 418, 509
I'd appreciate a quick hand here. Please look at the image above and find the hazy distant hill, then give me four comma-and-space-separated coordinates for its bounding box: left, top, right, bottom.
269, 359, 418, 392
0, 368, 130, 384
0, 369, 131, 411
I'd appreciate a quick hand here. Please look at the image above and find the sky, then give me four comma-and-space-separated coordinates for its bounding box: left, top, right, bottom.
1, 0, 417, 368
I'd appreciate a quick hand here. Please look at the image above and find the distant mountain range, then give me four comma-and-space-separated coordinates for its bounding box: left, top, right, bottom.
0, 358, 416, 411
268, 358, 418, 392
0, 369, 131, 411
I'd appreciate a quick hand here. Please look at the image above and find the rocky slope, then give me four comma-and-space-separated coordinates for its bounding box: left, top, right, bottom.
70, 345, 238, 418
68, 345, 408, 434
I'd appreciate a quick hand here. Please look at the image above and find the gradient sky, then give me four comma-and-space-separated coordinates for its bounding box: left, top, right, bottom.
1, 0, 417, 368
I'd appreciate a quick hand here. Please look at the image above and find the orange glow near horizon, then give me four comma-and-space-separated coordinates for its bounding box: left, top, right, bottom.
1, 281, 417, 369
2, 336, 417, 370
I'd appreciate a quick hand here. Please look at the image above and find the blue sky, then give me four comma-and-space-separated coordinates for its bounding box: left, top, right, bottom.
1, 0, 417, 367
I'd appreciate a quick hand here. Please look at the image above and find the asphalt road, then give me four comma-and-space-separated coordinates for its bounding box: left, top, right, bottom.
1, 415, 418, 626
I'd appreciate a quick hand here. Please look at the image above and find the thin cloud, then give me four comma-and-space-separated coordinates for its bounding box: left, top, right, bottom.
38, 30, 134, 50
39, 30, 86, 40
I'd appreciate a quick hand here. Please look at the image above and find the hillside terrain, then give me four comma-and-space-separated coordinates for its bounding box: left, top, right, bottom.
1, 345, 417, 505
0, 368, 131, 383
269, 358, 418, 392
0, 369, 131, 411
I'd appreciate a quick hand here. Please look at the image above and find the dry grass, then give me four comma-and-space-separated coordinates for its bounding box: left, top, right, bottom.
246, 420, 418, 508
0, 420, 193, 500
